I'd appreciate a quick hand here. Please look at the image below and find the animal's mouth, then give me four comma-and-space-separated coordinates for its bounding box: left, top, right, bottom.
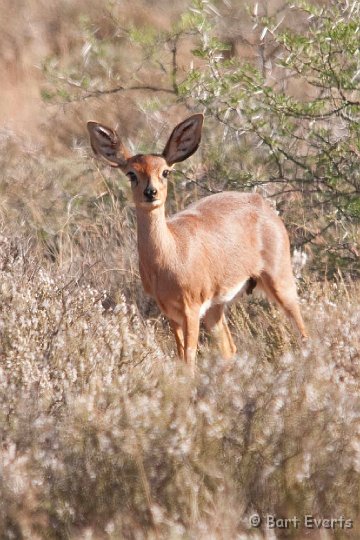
138, 199, 162, 210
144, 198, 162, 206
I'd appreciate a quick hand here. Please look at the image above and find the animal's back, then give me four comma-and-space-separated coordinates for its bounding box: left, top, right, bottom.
167, 191, 288, 285
168, 191, 276, 237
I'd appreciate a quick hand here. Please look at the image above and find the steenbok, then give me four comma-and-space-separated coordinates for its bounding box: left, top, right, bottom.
87, 114, 307, 374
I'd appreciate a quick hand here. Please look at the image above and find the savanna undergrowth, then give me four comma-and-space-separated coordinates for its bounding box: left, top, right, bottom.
0, 224, 359, 539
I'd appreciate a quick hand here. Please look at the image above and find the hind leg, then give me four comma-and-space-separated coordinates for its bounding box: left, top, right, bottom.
204, 304, 237, 358
259, 272, 308, 339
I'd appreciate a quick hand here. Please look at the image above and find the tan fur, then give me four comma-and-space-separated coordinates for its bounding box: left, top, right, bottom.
87, 115, 307, 375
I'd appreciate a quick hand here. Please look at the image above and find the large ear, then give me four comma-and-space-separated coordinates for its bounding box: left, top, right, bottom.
162, 113, 204, 166
87, 121, 130, 168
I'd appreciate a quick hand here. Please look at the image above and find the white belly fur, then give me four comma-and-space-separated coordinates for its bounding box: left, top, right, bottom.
199, 280, 248, 318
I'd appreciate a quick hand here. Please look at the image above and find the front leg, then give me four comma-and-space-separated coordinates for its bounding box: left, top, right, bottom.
169, 320, 184, 360
183, 308, 200, 376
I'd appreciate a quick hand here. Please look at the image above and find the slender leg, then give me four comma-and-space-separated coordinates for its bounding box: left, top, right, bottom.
204, 304, 237, 359
183, 308, 200, 375
222, 315, 237, 355
169, 319, 184, 360
260, 272, 308, 339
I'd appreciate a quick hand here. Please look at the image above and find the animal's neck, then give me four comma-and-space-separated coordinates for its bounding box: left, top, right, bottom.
136, 205, 176, 269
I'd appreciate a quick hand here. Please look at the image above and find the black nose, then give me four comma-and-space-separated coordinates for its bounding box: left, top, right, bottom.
144, 186, 158, 201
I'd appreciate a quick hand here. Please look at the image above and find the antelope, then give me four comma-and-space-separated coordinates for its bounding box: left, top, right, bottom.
87, 114, 307, 374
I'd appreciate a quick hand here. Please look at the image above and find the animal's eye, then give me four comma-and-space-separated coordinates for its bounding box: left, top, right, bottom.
162, 170, 171, 179
127, 171, 138, 183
